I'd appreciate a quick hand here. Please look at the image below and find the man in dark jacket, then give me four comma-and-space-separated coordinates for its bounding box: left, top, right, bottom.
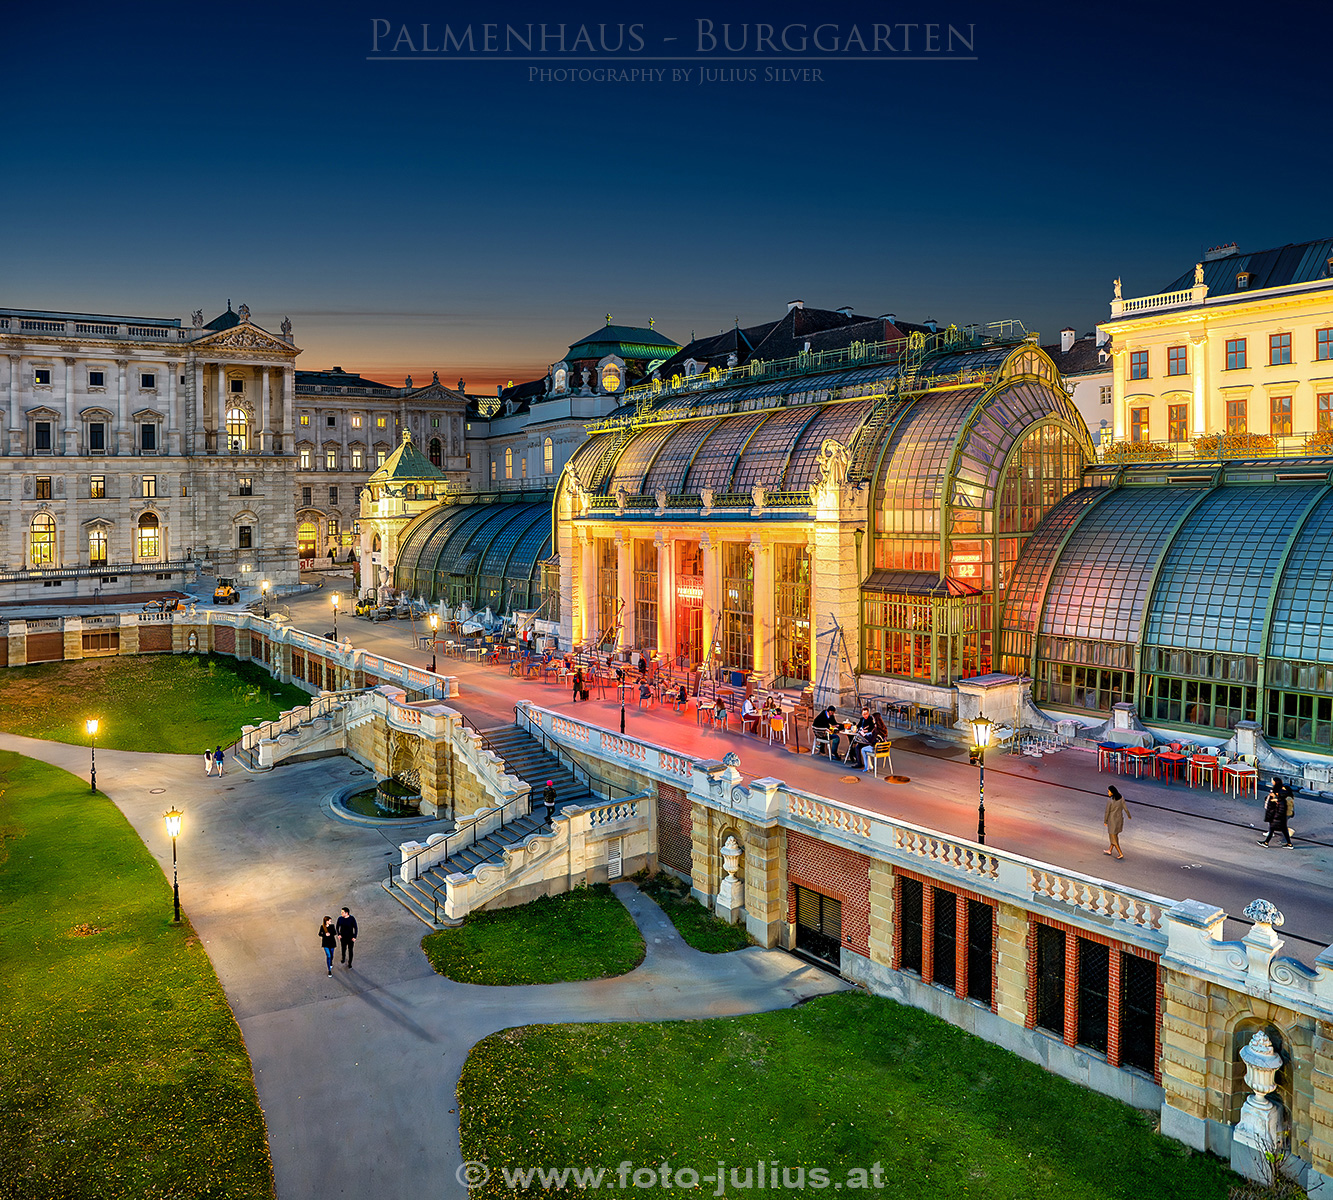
812, 705, 841, 759
336, 907, 358, 966
542, 780, 558, 822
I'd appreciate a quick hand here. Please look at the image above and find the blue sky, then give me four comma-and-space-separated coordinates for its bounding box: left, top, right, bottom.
4, 0, 1328, 386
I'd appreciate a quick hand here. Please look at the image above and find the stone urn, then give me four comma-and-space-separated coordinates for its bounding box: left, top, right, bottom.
715, 835, 745, 926
1235, 1030, 1285, 1154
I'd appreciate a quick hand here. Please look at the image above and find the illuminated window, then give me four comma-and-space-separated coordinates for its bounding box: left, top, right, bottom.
431, 416, 440, 428
552, 366, 567, 392
1318, 329, 1333, 362
326, 447, 338, 470
30, 513, 56, 565
1168, 404, 1188, 443
1270, 333, 1292, 365
35, 476, 51, 499
141, 475, 156, 498
521, 454, 527, 479
376, 449, 386, 466
352, 448, 363, 470
225, 408, 248, 452
1271, 396, 1293, 437
90, 474, 105, 499
1226, 338, 1247, 370
298, 522, 317, 556
1226, 398, 1248, 435
299, 448, 311, 469
327, 518, 337, 538
505, 447, 513, 479
33, 368, 51, 386
351, 415, 362, 428
1320, 394, 1333, 432
601, 362, 622, 392
490, 460, 497, 482
543, 436, 554, 474
88, 528, 107, 564
1129, 409, 1149, 442
1129, 350, 1148, 380
1166, 346, 1187, 376
299, 413, 310, 426
376, 416, 387, 428
1099, 386, 1111, 406
137, 512, 160, 559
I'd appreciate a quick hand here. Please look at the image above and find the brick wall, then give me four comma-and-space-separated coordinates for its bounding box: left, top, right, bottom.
26, 632, 63, 663
786, 829, 870, 957
214, 626, 236, 655
139, 626, 172, 653
657, 782, 692, 873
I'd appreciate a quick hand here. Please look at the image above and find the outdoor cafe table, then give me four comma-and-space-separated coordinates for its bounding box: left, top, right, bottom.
1156, 750, 1186, 785
1188, 754, 1221, 790
1123, 746, 1157, 779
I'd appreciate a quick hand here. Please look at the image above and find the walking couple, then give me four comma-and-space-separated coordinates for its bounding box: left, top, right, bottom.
318, 907, 358, 975
203, 745, 225, 775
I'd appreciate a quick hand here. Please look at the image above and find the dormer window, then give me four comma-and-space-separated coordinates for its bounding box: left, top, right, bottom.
551, 365, 568, 394
601, 363, 621, 393
1236, 271, 1254, 289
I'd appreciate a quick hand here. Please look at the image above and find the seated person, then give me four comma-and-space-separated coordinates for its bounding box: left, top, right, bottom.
638, 680, 653, 706
673, 683, 689, 713
860, 712, 891, 771
847, 706, 876, 764
811, 705, 841, 757
712, 697, 728, 729
741, 694, 759, 733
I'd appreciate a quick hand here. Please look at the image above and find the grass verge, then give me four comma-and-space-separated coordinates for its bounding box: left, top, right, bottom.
0, 654, 309, 754
422, 884, 645, 985
0, 751, 274, 1199
636, 869, 752, 953
459, 990, 1236, 1199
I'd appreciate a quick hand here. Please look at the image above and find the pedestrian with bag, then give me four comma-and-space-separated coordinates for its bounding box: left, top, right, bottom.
572, 666, 585, 703
1259, 779, 1294, 848
319, 916, 337, 976
542, 780, 558, 821
1104, 785, 1130, 859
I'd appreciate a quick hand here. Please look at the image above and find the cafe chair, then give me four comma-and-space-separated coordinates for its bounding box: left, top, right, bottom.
869, 741, 895, 777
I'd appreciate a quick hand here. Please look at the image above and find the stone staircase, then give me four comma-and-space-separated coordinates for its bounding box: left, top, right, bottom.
385, 723, 594, 926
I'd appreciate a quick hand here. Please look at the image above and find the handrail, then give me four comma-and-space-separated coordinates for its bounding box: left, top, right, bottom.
513, 703, 635, 802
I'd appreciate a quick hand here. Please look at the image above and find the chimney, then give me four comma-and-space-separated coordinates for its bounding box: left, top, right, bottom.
1060, 327, 1076, 354
1095, 327, 1109, 347
787, 299, 804, 311
879, 313, 897, 326
836, 306, 854, 319
923, 318, 938, 333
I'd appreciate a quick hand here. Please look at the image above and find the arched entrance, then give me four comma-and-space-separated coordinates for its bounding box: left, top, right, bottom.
298, 521, 318, 559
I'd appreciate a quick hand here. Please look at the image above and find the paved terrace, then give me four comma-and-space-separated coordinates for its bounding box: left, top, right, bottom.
282, 591, 1333, 959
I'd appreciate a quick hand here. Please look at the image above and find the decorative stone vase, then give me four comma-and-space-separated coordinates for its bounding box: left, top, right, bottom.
1235, 1030, 1285, 1153
715, 835, 745, 926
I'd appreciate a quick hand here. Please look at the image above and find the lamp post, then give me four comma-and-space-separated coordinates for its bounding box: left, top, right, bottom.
163, 807, 183, 923
261, 579, 270, 619
86, 717, 99, 794
331, 590, 340, 640
429, 613, 439, 673
971, 714, 993, 845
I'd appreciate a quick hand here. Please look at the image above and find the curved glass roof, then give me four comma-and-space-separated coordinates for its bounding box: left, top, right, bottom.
1269, 491, 1333, 663
682, 412, 770, 493
392, 499, 552, 606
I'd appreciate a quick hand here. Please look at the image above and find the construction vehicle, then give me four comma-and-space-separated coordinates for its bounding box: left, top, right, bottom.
142, 597, 182, 614
212, 577, 241, 605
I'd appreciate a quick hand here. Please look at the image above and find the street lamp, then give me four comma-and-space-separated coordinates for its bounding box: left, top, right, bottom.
429, 613, 439, 673
331, 590, 340, 640
163, 807, 183, 923
261, 579, 270, 619
86, 717, 99, 794
970, 714, 994, 845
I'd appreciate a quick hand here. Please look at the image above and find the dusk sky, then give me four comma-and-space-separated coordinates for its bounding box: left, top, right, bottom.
5, 0, 1328, 389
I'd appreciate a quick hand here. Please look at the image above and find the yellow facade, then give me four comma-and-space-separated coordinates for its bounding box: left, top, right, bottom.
1101, 270, 1333, 454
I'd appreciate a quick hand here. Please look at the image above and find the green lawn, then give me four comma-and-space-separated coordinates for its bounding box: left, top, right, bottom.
637, 870, 752, 953
0, 654, 309, 754
459, 991, 1236, 1199
422, 884, 645, 985
0, 751, 274, 1200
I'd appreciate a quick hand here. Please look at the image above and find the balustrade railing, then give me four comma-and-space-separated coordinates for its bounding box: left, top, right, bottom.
521, 702, 694, 786
1118, 288, 1196, 314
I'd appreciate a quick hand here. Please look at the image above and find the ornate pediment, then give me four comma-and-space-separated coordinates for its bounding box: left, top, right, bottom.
24, 405, 62, 420
194, 324, 297, 355
80, 406, 115, 420
131, 407, 164, 421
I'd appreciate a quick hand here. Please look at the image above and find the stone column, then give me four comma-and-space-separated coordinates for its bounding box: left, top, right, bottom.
701, 530, 718, 664
281, 366, 295, 453
7, 354, 21, 453
752, 535, 773, 682
260, 367, 272, 454
116, 359, 130, 454
615, 531, 632, 649
166, 360, 179, 454
1190, 333, 1209, 437
655, 531, 671, 658
1110, 346, 1127, 441
63, 617, 84, 661
216, 364, 227, 454
579, 530, 597, 647
193, 361, 206, 454
62, 357, 78, 454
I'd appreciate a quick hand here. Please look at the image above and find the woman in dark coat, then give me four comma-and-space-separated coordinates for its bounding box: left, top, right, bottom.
319, 916, 337, 976
1104, 785, 1130, 859
572, 666, 584, 703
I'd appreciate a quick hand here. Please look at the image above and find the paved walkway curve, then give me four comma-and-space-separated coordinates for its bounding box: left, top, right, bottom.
0, 735, 845, 1200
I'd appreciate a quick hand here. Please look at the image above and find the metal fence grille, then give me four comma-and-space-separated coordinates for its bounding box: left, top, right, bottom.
931, 887, 957, 990
966, 899, 994, 1005
1119, 952, 1157, 1073
1076, 938, 1110, 1055
898, 877, 923, 974
794, 886, 842, 964
1035, 924, 1065, 1034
